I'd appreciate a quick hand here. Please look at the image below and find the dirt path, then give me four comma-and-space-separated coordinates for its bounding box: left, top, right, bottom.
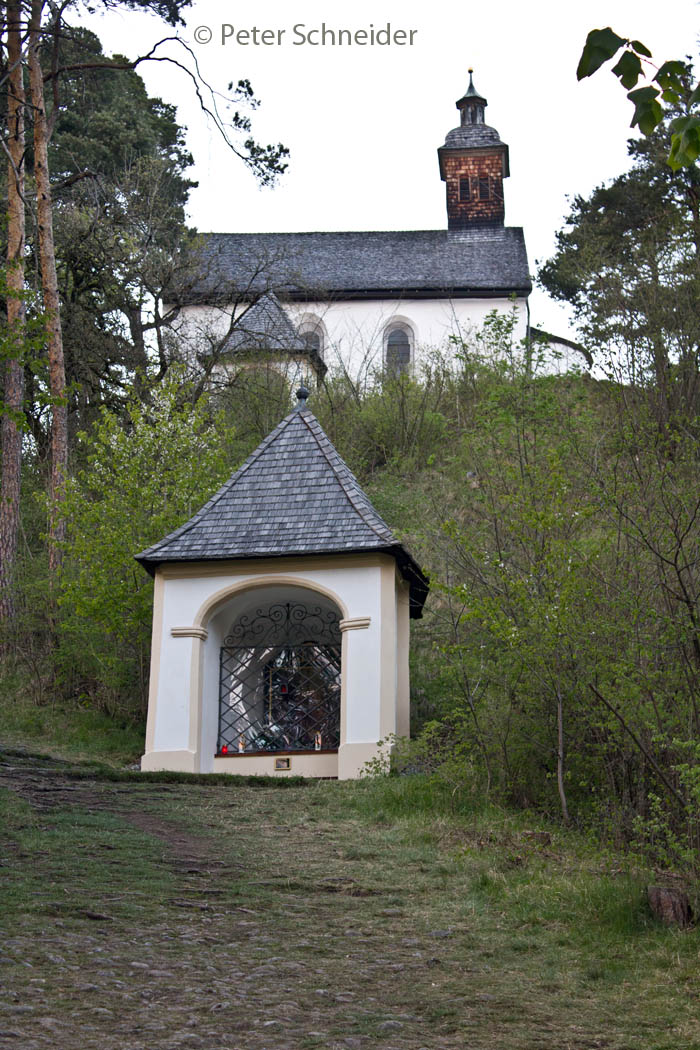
0, 755, 475, 1050
1, 751, 698, 1050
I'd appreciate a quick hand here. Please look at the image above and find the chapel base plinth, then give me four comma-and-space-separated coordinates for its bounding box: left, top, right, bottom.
338, 741, 385, 780
212, 752, 338, 778
141, 749, 198, 773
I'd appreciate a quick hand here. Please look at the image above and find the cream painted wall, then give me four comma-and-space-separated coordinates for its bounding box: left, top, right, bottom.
143, 557, 405, 777
167, 296, 528, 381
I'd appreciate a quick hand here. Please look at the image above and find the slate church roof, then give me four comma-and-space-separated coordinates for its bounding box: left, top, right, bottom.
174, 228, 531, 305
136, 398, 429, 618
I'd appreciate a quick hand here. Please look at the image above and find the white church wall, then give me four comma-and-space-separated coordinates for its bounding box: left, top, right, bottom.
285, 297, 528, 378
167, 296, 528, 381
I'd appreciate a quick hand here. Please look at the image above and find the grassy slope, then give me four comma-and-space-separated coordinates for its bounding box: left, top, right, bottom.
1, 748, 699, 1050
0, 685, 144, 767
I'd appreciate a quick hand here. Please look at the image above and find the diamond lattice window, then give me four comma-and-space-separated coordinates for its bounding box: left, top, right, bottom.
218, 601, 341, 755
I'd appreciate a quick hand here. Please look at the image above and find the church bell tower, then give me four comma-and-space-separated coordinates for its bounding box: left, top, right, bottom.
438, 71, 510, 229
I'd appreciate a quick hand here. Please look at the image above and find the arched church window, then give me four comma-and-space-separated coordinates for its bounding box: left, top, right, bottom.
385, 326, 412, 375
298, 316, 325, 360
303, 330, 321, 354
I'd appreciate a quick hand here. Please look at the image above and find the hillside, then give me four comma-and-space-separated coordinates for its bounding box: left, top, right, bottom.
2, 746, 699, 1050
4, 353, 700, 877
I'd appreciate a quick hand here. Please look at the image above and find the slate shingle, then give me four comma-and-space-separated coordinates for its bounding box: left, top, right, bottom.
172, 228, 531, 304
222, 293, 306, 353
135, 406, 429, 617
443, 123, 505, 148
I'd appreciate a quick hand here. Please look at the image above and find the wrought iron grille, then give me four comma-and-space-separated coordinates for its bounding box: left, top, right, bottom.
218, 602, 341, 754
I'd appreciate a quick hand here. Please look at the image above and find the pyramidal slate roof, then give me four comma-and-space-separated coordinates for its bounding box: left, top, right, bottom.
220, 292, 327, 376
136, 404, 429, 617
222, 293, 306, 354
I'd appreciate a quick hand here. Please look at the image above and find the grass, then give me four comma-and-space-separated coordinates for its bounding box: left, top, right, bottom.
1, 785, 176, 923
2, 743, 699, 1049
0, 681, 145, 766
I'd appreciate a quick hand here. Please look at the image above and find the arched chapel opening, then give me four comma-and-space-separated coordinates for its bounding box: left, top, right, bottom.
217, 590, 342, 757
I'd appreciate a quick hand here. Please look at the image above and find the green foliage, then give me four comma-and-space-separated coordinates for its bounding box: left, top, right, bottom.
0, 26, 201, 452
57, 369, 235, 714
538, 104, 700, 418
627, 85, 664, 136
0, 270, 47, 428
46, 28, 195, 200
42, 29, 197, 437
4, 302, 700, 879
325, 318, 700, 873
100, 0, 193, 26
577, 28, 699, 169
576, 28, 627, 79
13, 23, 287, 446
0, 676, 145, 766
209, 362, 298, 451
611, 50, 644, 91
314, 357, 451, 475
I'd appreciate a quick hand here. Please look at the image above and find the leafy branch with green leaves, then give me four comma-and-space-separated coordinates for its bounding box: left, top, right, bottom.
577, 27, 699, 169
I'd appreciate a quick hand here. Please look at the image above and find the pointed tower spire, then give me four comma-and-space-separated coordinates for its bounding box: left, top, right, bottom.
457, 69, 487, 125
437, 72, 510, 230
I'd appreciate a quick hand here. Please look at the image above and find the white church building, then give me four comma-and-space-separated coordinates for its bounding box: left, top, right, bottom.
167, 73, 539, 382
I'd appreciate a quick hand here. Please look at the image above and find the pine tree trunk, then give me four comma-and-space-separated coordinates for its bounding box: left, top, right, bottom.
0, 0, 27, 625
28, 0, 67, 576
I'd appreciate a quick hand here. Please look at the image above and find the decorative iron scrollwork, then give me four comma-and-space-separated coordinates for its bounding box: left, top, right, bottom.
224, 601, 341, 647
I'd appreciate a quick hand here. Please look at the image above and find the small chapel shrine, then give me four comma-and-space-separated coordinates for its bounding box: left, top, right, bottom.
136, 390, 429, 779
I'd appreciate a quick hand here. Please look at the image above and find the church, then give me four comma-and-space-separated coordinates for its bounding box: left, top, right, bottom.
139, 76, 536, 779
168, 73, 536, 382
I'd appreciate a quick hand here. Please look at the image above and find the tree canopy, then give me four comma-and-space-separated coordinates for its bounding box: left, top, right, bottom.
539, 104, 700, 420
47, 26, 195, 204
577, 28, 700, 170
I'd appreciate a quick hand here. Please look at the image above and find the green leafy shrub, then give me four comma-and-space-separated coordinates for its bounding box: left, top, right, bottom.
57, 370, 235, 716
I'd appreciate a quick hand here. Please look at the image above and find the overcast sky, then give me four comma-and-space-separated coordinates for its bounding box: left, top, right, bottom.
82, 0, 699, 337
